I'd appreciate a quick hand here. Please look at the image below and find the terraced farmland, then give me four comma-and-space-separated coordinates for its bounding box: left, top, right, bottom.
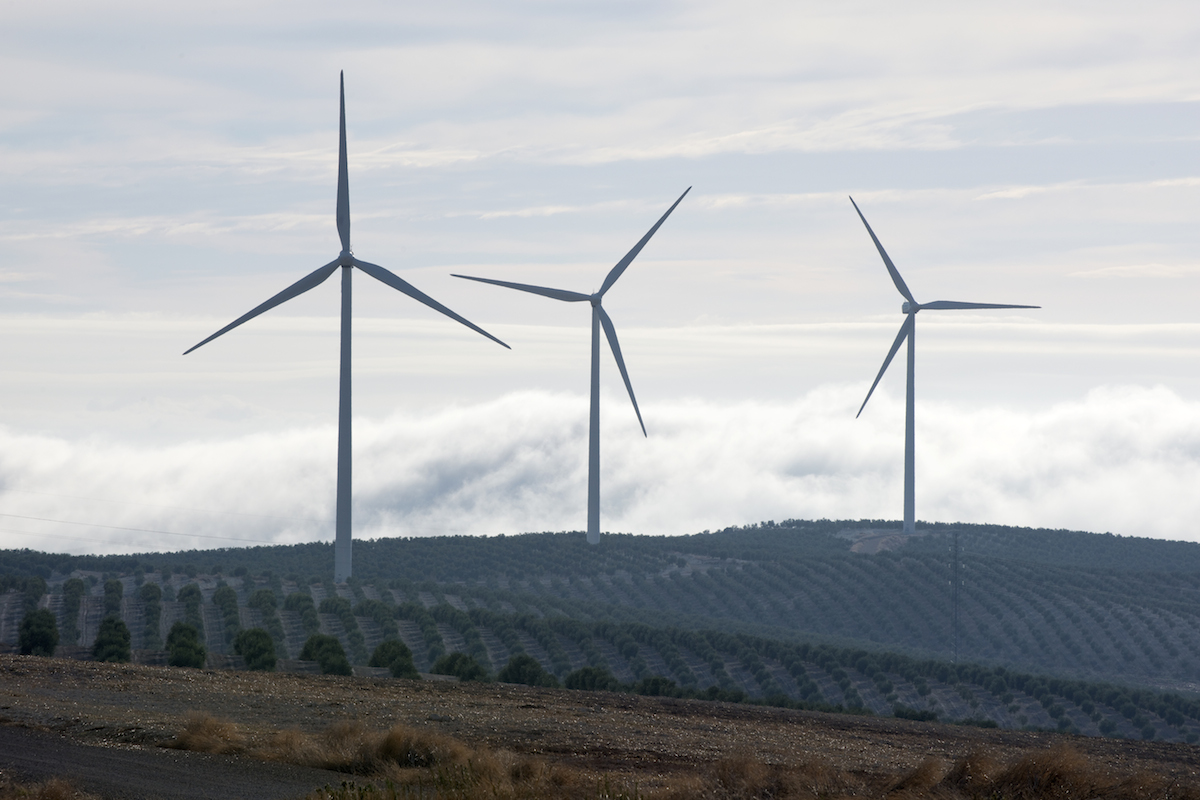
5, 520, 1200, 743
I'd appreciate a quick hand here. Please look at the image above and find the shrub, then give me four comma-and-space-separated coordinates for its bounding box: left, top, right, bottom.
285, 592, 321, 638
60, 577, 86, 645
396, 603, 445, 663
320, 596, 368, 664
177, 583, 205, 635
632, 676, 682, 697
564, 666, 622, 692
212, 585, 241, 644
248, 589, 287, 658
893, 704, 938, 722
168, 712, 245, 754
354, 599, 399, 638
93, 616, 132, 663
234, 628, 277, 671
370, 639, 419, 680
138, 582, 163, 649
301, 634, 352, 676
18, 609, 58, 656
167, 621, 206, 668
103, 579, 124, 617
430, 652, 489, 682
498, 654, 559, 688
248, 588, 277, 613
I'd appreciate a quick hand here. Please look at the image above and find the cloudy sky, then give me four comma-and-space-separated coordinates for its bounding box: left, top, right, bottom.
3, 1, 1200, 555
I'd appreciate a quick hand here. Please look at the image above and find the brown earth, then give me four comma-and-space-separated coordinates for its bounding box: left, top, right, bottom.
2, 654, 1200, 796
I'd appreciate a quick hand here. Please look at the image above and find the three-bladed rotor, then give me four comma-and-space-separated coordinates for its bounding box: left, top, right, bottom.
185, 73, 506, 356
850, 196, 1039, 418
850, 196, 1039, 536
453, 187, 691, 543
454, 186, 691, 436
184, 73, 508, 582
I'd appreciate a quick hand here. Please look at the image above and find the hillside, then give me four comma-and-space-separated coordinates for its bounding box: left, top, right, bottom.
4, 520, 1200, 744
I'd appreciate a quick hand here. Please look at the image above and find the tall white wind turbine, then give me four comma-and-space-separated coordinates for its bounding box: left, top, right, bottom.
851, 197, 1038, 536
184, 73, 509, 583
453, 188, 690, 544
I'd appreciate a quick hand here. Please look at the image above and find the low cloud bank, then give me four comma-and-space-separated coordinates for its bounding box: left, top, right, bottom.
1, 384, 1198, 555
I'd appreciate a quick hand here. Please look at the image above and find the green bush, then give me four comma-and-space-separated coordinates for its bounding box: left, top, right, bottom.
103, 579, 124, 617
0, 576, 49, 617
248, 589, 287, 658
430, 652, 489, 682
93, 616, 132, 663
212, 584, 241, 645
498, 654, 559, 688
286, 593, 321, 638
19, 609, 59, 656
894, 704, 938, 722
138, 582, 163, 649
319, 596, 369, 664
370, 639, 420, 680
564, 666, 622, 692
234, 628, 277, 671
396, 602, 445, 663
166, 621, 206, 668
60, 578, 86, 645
177, 583, 205, 635
300, 633, 352, 676
354, 599, 399, 638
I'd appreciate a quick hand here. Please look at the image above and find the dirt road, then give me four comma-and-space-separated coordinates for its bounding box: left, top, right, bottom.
0, 725, 346, 799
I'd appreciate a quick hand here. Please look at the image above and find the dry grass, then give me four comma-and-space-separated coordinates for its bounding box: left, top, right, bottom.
0, 778, 98, 800
964, 744, 1200, 800
260, 720, 591, 798
165, 711, 246, 754
165, 714, 1200, 800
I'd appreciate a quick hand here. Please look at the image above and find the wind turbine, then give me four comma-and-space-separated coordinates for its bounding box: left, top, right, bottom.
184, 73, 509, 583
850, 196, 1038, 536
453, 188, 690, 544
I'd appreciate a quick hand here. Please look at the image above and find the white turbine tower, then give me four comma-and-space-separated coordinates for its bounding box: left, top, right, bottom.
453, 188, 690, 544
184, 73, 509, 583
851, 197, 1039, 536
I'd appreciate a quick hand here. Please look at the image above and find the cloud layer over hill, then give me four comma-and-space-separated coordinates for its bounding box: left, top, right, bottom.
1, 383, 1197, 554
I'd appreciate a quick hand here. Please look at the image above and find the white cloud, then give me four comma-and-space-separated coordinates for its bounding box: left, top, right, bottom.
1068, 263, 1200, 278
2, 384, 1199, 556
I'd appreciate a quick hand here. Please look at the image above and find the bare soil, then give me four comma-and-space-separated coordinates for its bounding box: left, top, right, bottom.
2, 655, 1200, 795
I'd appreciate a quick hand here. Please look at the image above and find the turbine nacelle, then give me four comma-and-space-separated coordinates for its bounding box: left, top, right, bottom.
184, 72, 509, 583
453, 187, 691, 544
850, 195, 1039, 537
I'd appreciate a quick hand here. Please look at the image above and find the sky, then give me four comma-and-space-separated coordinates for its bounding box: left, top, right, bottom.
3, 1, 1200, 555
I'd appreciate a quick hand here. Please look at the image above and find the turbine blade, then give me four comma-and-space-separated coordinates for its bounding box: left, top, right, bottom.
598, 306, 645, 437
919, 300, 1041, 310
451, 274, 591, 302
849, 196, 915, 304
598, 187, 691, 296
857, 315, 913, 418
336, 71, 350, 253
354, 258, 510, 349
184, 259, 341, 354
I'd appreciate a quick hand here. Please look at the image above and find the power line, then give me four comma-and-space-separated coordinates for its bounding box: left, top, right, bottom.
3, 487, 330, 525
0, 512, 287, 545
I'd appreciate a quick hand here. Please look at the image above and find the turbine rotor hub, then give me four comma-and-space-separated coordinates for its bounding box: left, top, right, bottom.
590, 294, 601, 307
902, 301, 917, 314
